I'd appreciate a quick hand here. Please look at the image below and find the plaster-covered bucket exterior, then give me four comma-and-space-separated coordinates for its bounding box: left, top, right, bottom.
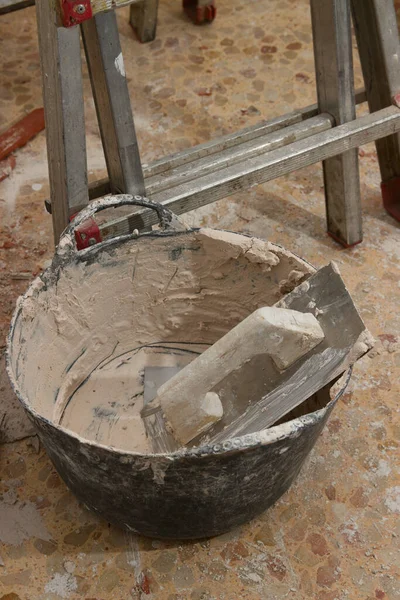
6, 196, 350, 539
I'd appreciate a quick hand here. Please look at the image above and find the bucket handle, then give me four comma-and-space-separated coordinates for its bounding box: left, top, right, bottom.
55, 195, 179, 259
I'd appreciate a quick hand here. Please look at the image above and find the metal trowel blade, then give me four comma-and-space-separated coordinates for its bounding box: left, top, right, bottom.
143, 366, 183, 405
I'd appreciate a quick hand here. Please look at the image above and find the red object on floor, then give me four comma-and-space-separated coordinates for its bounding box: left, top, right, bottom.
139, 573, 151, 595
183, 0, 216, 24
0, 155, 16, 183
60, 0, 92, 27
0, 108, 45, 162
74, 217, 102, 250
381, 177, 400, 222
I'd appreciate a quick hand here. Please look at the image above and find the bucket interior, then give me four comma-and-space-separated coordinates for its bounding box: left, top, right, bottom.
9, 228, 328, 453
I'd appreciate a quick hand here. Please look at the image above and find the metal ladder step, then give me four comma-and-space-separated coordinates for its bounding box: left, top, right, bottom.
100, 103, 400, 240
87, 88, 367, 203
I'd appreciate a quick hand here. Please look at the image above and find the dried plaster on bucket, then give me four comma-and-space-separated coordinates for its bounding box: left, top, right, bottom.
7, 228, 318, 456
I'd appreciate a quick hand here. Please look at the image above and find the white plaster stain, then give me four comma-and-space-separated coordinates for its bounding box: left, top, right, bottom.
375, 459, 392, 478
0, 135, 106, 213
114, 52, 126, 77
0, 500, 51, 546
63, 560, 76, 574
341, 519, 359, 544
44, 573, 78, 598
126, 534, 142, 579
150, 458, 172, 484
385, 487, 400, 513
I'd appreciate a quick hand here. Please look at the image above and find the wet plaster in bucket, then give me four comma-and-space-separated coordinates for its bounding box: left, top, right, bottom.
8, 228, 316, 455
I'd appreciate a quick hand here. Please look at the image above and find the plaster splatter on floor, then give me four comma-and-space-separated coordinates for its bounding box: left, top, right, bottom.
44, 573, 78, 599
0, 499, 51, 546
385, 487, 400, 514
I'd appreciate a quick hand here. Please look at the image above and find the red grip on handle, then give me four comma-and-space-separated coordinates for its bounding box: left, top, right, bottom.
74, 217, 102, 250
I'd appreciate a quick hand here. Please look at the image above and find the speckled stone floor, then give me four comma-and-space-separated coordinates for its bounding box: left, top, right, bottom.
1, 1, 400, 599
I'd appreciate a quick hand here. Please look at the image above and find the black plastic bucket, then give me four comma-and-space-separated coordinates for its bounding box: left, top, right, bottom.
6, 196, 349, 539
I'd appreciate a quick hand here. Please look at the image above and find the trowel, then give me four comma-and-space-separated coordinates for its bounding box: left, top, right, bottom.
141, 262, 373, 452
141, 303, 325, 452
208, 262, 374, 444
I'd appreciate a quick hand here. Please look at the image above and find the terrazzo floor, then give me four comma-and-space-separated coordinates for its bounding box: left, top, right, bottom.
0, 1, 399, 599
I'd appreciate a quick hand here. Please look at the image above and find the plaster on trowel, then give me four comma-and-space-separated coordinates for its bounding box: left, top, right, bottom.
141, 307, 325, 452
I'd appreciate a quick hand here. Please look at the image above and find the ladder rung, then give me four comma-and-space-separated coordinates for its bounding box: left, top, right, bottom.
86, 87, 367, 203
90, 0, 142, 15
0, 0, 34, 15
145, 114, 334, 196
99, 105, 400, 239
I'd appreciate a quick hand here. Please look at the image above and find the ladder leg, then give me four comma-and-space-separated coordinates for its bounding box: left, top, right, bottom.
130, 0, 159, 43
81, 11, 145, 196
351, 0, 400, 221
311, 0, 362, 247
36, 0, 88, 243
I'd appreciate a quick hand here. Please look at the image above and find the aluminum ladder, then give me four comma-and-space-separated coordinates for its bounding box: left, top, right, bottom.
38, 0, 400, 247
